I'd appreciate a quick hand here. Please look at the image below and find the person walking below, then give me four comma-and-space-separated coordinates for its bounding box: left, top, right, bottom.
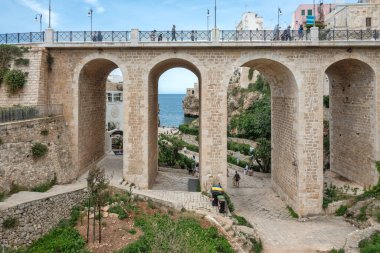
171, 25, 177, 41
298, 24, 304, 40
233, 171, 240, 187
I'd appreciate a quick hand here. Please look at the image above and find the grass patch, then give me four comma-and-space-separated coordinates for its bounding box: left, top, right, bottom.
359, 232, 380, 253
128, 229, 137, 235
357, 206, 368, 222
329, 249, 344, 253
31, 142, 48, 159
2, 217, 17, 229
287, 206, 299, 219
31, 176, 56, 192
250, 238, 263, 253
232, 214, 252, 228
109, 205, 128, 220
117, 213, 234, 253
179, 124, 199, 136
9, 183, 27, 194
323, 184, 351, 209
335, 205, 348, 216
160, 134, 199, 153
227, 141, 251, 156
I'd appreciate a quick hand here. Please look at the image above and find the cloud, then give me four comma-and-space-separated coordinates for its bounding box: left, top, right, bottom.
84, 0, 105, 13
17, 0, 59, 27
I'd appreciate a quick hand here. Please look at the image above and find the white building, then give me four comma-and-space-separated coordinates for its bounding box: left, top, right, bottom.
106, 76, 124, 131
236, 12, 264, 31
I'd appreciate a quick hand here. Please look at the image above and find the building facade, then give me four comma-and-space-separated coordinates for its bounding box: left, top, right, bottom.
236, 12, 264, 30
325, 0, 380, 29
292, 3, 335, 29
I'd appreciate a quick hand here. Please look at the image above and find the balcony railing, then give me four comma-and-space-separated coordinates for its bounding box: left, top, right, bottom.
139, 30, 211, 42
319, 29, 379, 41
0, 104, 63, 123
55, 31, 130, 42
0, 32, 44, 44
220, 30, 311, 41
0, 29, 379, 44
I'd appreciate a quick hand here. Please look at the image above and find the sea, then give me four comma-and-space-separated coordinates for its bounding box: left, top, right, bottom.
159, 94, 195, 127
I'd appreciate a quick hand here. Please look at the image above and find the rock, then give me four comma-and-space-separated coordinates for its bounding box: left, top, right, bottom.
109, 213, 118, 218
102, 212, 109, 218
101, 205, 110, 212
243, 92, 261, 110
182, 95, 199, 117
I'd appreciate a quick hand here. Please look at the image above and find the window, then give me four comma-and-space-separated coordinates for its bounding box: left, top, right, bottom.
107, 93, 112, 102
114, 93, 123, 102
307, 9, 313, 16
366, 17, 372, 27
301, 9, 305, 16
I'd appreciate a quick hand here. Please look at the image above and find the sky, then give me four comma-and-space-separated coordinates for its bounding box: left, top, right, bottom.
0, 0, 357, 93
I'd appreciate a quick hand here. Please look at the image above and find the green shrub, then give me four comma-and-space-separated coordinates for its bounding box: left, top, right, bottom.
0, 68, 8, 85
9, 183, 27, 194
335, 205, 348, 216
109, 205, 128, 220
2, 217, 17, 229
323, 95, 330, 108
179, 124, 199, 136
329, 249, 344, 253
31, 142, 48, 159
4, 69, 27, 94
40, 129, 49, 136
357, 206, 368, 222
227, 155, 249, 169
359, 232, 380, 253
118, 214, 234, 253
0, 192, 5, 202
14, 58, 29, 66
128, 229, 137, 235
287, 206, 299, 219
250, 238, 263, 253
224, 192, 235, 213
232, 214, 252, 227
147, 199, 156, 209
31, 176, 56, 192
227, 141, 251, 156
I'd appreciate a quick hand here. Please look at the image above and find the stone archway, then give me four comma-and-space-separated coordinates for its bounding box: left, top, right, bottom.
325, 59, 378, 187
75, 58, 123, 173
235, 58, 300, 210
147, 58, 202, 188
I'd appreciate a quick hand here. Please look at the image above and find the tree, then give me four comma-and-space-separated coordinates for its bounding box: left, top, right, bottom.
253, 138, 271, 173
86, 167, 109, 243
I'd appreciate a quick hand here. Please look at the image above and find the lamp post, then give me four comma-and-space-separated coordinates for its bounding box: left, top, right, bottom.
88, 8, 93, 33
48, 0, 51, 28
35, 14, 42, 32
207, 9, 210, 30
313, 0, 316, 27
214, 0, 217, 28
277, 7, 282, 28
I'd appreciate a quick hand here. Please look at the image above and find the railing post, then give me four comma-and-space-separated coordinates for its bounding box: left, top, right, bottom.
130, 29, 139, 45
346, 29, 349, 40
30, 32, 32, 43
17, 33, 20, 44
5, 34, 7, 44
112, 31, 114, 42
84, 31, 87, 42
44, 28, 54, 43
70, 31, 73, 42
211, 28, 220, 43
361, 29, 363, 40
310, 27, 319, 42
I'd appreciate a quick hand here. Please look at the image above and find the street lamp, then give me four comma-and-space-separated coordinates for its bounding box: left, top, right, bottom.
35, 14, 42, 32
277, 7, 282, 28
214, 0, 217, 28
207, 9, 210, 31
48, 0, 51, 28
88, 8, 93, 33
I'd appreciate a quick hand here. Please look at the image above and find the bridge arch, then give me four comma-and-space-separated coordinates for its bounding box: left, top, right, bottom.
324, 58, 378, 187
145, 56, 203, 188
227, 57, 301, 210
73, 55, 126, 173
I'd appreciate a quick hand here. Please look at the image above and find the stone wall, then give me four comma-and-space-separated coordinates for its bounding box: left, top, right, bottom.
0, 188, 87, 248
0, 48, 47, 106
0, 116, 77, 193
327, 59, 378, 187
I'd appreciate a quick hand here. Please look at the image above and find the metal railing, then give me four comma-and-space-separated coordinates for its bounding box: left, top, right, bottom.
0, 104, 63, 123
319, 29, 379, 41
0, 32, 44, 44
139, 30, 211, 42
220, 29, 311, 42
0, 29, 379, 44
54, 31, 130, 42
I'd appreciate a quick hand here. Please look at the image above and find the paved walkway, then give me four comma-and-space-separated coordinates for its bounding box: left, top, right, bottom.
228, 169, 356, 253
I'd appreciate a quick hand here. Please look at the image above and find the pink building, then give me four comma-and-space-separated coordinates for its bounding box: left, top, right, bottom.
292, 3, 335, 29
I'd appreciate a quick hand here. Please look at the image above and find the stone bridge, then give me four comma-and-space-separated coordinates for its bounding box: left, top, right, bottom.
1, 28, 380, 216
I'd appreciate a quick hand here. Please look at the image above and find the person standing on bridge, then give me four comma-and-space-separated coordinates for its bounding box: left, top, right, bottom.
172, 25, 177, 41
298, 24, 304, 40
